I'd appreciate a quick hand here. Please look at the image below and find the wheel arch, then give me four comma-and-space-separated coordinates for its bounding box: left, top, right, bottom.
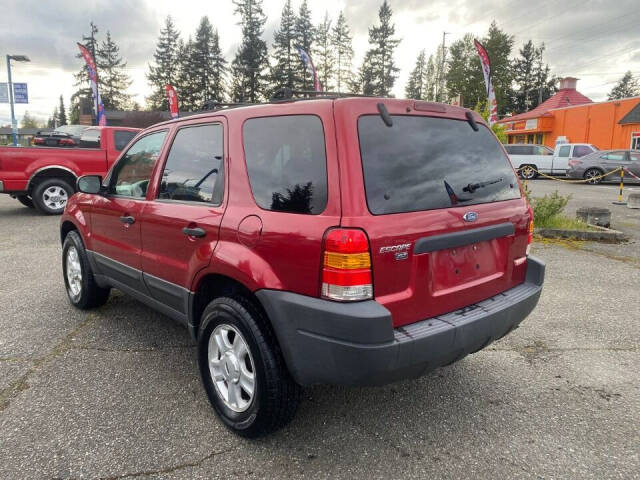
27, 166, 77, 194
60, 220, 79, 245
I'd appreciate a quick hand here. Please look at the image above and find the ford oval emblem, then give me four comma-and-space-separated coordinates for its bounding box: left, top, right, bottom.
463, 211, 478, 222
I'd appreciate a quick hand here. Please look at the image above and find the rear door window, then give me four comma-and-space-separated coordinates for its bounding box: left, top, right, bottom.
243, 115, 327, 214
358, 115, 520, 215
158, 124, 224, 204
557, 145, 571, 157
573, 145, 594, 157
114, 130, 137, 151
79, 129, 101, 148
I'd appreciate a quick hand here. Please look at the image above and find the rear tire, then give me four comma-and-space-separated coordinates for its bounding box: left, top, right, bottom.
62, 230, 110, 309
519, 164, 538, 180
584, 168, 603, 185
197, 296, 301, 437
16, 195, 34, 209
32, 178, 74, 215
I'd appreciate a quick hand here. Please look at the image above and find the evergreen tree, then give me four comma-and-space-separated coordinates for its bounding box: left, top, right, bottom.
482, 21, 514, 115
361, 0, 400, 96
58, 95, 67, 126
512, 40, 555, 112
294, 0, 315, 90
269, 0, 300, 95
47, 106, 58, 129
96, 31, 133, 110
21, 111, 39, 128
353, 51, 376, 95
230, 0, 269, 103
607, 71, 639, 100
190, 17, 227, 106
331, 11, 355, 92
146, 16, 181, 110
424, 54, 436, 101
70, 22, 99, 124
175, 38, 197, 110
314, 12, 334, 91
405, 50, 426, 99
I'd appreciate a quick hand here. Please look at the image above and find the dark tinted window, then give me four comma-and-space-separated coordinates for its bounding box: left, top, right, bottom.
573, 145, 594, 157
79, 129, 100, 148
358, 115, 520, 215
114, 130, 137, 151
507, 145, 530, 155
109, 131, 167, 198
159, 124, 224, 204
243, 115, 327, 214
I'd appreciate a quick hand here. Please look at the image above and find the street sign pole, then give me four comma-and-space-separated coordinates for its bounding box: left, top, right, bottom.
6, 55, 18, 147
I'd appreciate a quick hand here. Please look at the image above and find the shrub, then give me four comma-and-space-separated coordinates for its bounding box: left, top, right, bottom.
533, 191, 571, 225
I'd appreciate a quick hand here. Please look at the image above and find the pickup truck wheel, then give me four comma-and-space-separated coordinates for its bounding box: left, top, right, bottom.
16, 195, 34, 209
198, 296, 301, 437
519, 165, 538, 180
62, 230, 110, 309
584, 168, 603, 185
32, 178, 74, 215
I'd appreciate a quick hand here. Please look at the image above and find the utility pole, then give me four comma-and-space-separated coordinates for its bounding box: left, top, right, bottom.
435, 31, 450, 102
6, 54, 30, 146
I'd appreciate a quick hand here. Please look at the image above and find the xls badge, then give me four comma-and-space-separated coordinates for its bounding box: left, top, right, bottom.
463, 211, 478, 222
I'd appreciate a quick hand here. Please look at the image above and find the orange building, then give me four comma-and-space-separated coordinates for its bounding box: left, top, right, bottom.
499, 77, 640, 151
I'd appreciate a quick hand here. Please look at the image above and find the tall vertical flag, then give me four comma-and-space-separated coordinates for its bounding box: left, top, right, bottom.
296, 47, 322, 92
77, 43, 106, 126
473, 39, 498, 126
166, 84, 179, 118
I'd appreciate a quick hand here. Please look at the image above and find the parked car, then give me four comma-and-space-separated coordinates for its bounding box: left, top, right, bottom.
0, 126, 139, 214
60, 96, 545, 437
567, 149, 640, 184
505, 143, 598, 179
32, 125, 90, 147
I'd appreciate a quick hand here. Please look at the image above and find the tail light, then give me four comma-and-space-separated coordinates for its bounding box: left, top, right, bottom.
321, 228, 373, 302
33, 137, 45, 145
568, 158, 581, 167
526, 203, 534, 255
59, 138, 75, 146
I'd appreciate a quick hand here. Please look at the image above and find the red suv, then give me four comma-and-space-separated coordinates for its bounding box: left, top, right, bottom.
60, 96, 544, 437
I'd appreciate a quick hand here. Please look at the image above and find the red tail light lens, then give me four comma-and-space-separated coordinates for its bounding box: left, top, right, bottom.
526, 203, 534, 255
568, 159, 581, 167
33, 137, 45, 145
321, 228, 373, 302
59, 138, 75, 146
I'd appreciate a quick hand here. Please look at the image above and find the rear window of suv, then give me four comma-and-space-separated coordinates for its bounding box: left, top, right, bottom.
243, 115, 327, 214
358, 115, 520, 215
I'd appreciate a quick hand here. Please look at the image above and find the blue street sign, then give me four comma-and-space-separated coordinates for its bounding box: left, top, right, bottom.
0, 83, 8, 103
13, 83, 28, 103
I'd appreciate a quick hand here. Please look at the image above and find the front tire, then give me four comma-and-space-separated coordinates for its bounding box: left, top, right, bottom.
33, 178, 74, 215
198, 296, 301, 437
62, 230, 110, 309
584, 168, 603, 185
16, 195, 34, 209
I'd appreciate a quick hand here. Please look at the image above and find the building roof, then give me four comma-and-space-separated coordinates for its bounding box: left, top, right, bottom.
499, 77, 592, 123
618, 100, 640, 124
0, 127, 41, 135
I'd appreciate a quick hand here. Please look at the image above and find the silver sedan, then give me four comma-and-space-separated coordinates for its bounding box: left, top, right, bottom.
566, 149, 640, 184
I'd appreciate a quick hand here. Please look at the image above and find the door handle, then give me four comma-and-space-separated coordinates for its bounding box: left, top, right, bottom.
120, 215, 135, 224
182, 227, 206, 238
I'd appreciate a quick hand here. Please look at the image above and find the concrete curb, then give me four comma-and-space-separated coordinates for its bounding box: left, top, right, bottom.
535, 224, 629, 243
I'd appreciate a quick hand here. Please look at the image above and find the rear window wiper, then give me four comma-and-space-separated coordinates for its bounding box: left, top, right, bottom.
462, 177, 503, 194
444, 180, 472, 205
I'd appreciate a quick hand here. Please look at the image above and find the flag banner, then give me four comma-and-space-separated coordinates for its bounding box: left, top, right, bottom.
166, 84, 179, 118
296, 47, 323, 92
473, 39, 498, 126
77, 43, 107, 126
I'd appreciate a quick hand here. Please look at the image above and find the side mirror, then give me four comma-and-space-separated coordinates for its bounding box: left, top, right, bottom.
77, 175, 103, 194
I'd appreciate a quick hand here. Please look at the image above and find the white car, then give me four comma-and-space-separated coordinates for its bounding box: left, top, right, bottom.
505, 143, 598, 179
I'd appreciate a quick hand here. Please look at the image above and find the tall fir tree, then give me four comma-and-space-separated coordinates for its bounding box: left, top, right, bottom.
190, 17, 227, 106
353, 51, 376, 95
70, 22, 99, 124
58, 95, 67, 126
175, 38, 197, 110
331, 11, 355, 92
433, 43, 446, 102
314, 12, 334, 91
230, 0, 269, 103
48, 106, 58, 128
269, 0, 300, 95
424, 54, 436, 101
146, 16, 181, 110
96, 31, 133, 110
482, 21, 515, 115
608, 71, 640, 100
361, 0, 400, 96
294, 0, 315, 90
405, 50, 426, 99
512, 40, 555, 112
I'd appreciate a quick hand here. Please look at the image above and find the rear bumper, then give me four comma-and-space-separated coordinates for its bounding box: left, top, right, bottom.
257, 256, 545, 386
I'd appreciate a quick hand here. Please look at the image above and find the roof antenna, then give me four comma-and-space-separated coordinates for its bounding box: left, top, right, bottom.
465, 111, 479, 131
377, 102, 393, 127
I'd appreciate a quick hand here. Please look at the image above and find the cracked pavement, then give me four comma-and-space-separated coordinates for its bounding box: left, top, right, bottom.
0, 186, 639, 479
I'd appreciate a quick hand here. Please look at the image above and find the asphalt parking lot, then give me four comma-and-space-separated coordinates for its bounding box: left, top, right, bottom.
0, 184, 638, 479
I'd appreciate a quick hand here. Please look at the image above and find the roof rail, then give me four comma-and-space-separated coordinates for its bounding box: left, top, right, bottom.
201, 100, 253, 111
269, 88, 373, 102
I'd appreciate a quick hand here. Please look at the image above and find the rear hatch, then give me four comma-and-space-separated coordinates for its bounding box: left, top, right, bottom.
335, 99, 531, 328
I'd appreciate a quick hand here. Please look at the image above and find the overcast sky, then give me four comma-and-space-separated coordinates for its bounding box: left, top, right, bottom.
1, 0, 639, 126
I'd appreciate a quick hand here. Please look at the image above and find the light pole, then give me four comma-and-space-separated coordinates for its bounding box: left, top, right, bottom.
6, 54, 30, 146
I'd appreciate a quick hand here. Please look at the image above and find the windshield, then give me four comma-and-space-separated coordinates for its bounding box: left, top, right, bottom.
54, 125, 88, 137
358, 115, 520, 215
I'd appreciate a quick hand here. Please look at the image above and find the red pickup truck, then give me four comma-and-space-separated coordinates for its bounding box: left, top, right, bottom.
0, 126, 139, 214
